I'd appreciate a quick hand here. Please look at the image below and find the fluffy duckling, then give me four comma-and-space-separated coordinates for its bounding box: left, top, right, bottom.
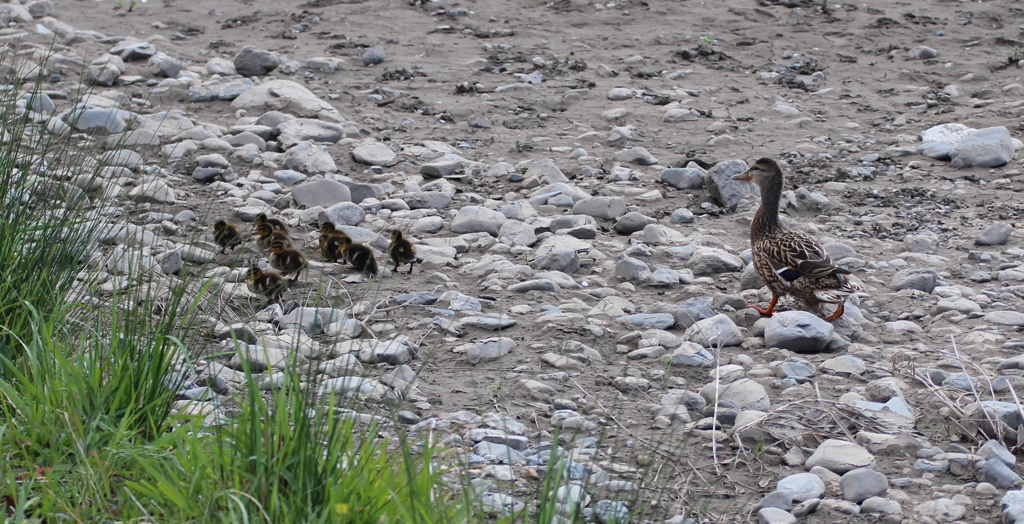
733, 158, 864, 321
254, 213, 290, 234
247, 266, 288, 304
319, 231, 350, 262
255, 223, 293, 251
268, 239, 307, 281
387, 230, 419, 274
213, 219, 242, 253
338, 236, 378, 276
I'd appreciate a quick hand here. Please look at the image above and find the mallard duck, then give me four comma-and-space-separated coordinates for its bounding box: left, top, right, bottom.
268, 239, 307, 281
387, 230, 419, 274
733, 158, 864, 321
213, 219, 242, 253
337, 236, 378, 276
255, 223, 293, 251
254, 213, 290, 234
247, 266, 288, 304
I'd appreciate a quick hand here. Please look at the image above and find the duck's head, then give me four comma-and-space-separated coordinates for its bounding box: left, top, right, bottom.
213, 219, 227, 232
320, 221, 336, 234
390, 230, 403, 242
256, 223, 273, 237
247, 267, 263, 281
733, 158, 782, 187
254, 213, 268, 225
337, 236, 352, 249
270, 240, 287, 254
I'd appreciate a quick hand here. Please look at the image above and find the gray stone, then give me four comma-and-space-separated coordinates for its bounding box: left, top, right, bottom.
840, 468, 888, 503
661, 168, 705, 189
918, 141, 956, 160
649, 268, 681, 286
613, 212, 656, 235
524, 158, 568, 184
977, 458, 1022, 489
192, 167, 223, 183
805, 439, 876, 474
571, 197, 627, 220
508, 279, 558, 293
776, 473, 825, 502
231, 79, 344, 121
128, 179, 175, 204
460, 316, 516, 331
907, 46, 938, 60
420, 159, 464, 178
757, 508, 795, 524
319, 202, 365, 227
701, 377, 769, 411
889, 268, 939, 292
273, 170, 307, 186
467, 337, 515, 364
764, 312, 835, 353
282, 142, 337, 174
100, 150, 143, 170
950, 127, 1015, 168
451, 206, 507, 236
613, 146, 658, 166
70, 107, 127, 133
359, 336, 416, 365
291, 179, 351, 208
978, 439, 1016, 467
86, 63, 120, 87
473, 441, 524, 464
352, 141, 396, 166
399, 192, 452, 210
904, 234, 938, 254
987, 311, 1024, 326
705, 159, 756, 210
976, 222, 1013, 246
913, 498, 965, 521
759, 491, 793, 511
668, 342, 715, 367
362, 46, 386, 66
616, 313, 674, 330
530, 250, 580, 274
687, 247, 744, 275
276, 119, 345, 146
1001, 490, 1024, 523
614, 257, 651, 281
498, 220, 536, 247
821, 355, 867, 376
278, 307, 323, 335
860, 497, 902, 515
234, 46, 281, 77
685, 314, 743, 348
670, 208, 695, 224
225, 131, 266, 151
777, 357, 815, 380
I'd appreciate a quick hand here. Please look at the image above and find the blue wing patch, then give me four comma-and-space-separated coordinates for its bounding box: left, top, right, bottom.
777, 267, 802, 282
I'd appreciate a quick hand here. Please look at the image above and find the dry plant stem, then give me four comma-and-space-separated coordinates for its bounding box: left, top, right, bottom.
813, 382, 855, 443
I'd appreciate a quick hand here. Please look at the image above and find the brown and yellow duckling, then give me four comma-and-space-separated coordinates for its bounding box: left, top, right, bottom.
319, 231, 350, 262
733, 158, 864, 321
255, 223, 293, 251
337, 235, 378, 276
247, 266, 288, 305
387, 230, 419, 274
268, 239, 307, 281
213, 219, 242, 253
254, 213, 290, 234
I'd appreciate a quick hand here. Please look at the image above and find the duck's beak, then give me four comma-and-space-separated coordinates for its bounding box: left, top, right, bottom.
732, 169, 753, 181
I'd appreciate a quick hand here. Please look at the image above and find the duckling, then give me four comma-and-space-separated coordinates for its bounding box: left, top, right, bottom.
255, 224, 294, 251
247, 266, 288, 305
213, 219, 242, 253
268, 239, 307, 281
319, 231, 350, 262
733, 158, 865, 321
338, 236, 379, 276
387, 230, 419, 274
254, 213, 290, 234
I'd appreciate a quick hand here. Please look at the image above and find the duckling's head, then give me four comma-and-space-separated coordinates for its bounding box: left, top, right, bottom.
270, 240, 287, 254
254, 213, 268, 225
247, 267, 263, 281
732, 158, 782, 187
337, 236, 352, 249
214, 219, 228, 232
390, 230, 403, 242
256, 223, 273, 236
320, 221, 336, 234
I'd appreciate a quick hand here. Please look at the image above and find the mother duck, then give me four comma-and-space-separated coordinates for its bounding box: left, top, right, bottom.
733, 158, 864, 321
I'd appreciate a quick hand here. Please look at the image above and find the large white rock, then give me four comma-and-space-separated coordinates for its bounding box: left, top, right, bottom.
232, 79, 345, 121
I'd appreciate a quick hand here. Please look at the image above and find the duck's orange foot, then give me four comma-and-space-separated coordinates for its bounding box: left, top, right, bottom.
822, 304, 845, 322
750, 296, 779, 317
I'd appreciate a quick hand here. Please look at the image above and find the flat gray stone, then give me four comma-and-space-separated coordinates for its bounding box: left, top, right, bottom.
291, 179, 351, 208
806, 439, 876, 474
352, 141, 396, 166
840, 468, 888, 503
950, 126, 1015, 168
705, 159, 756, 210
661, 167, 705, 189
614, 257, 651, 281
451, 206, 507, 236
976, 222, 1013, 246
571, 196, 627, 220
889, 268, 939, 292
234, 45, 281, 77
765, 311, 835, 353
684, 314, 743, 348
467, 337, 515, 364
282, 142, 337, 174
